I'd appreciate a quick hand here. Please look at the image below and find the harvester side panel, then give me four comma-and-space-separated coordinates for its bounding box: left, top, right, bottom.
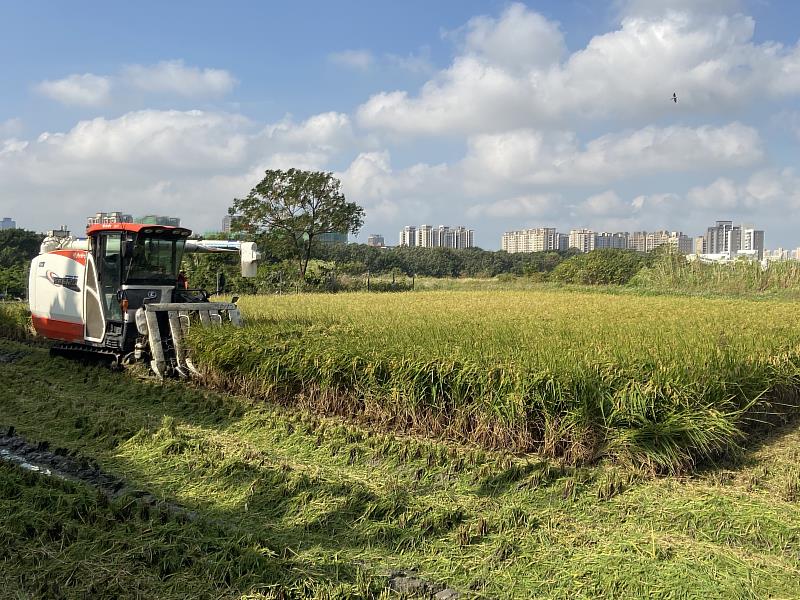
28, 250, 87, 343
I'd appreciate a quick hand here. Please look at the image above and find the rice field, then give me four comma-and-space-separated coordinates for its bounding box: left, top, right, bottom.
189, 290, 800, 472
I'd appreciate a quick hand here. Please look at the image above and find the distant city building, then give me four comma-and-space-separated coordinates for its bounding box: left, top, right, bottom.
667, 232, 694, 254
222, 214, 243, 234
0, 217, 16, 230
627, 231, 647, 252
400, 224, 474, 249
367, 234, 385, 247
699, 220, 764, 260
87, 212, 133, 226
741, 226, 765, 260
595, 232, 628, 249
399, 225, 416, 247
569, 229, 596, 253
694, 236, 706, 255
317, 231, 348, 244
138, 215, 181, 227
501, 227, 560, 253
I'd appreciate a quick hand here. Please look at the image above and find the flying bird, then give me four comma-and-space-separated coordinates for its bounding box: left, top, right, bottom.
672, 92, 677, 103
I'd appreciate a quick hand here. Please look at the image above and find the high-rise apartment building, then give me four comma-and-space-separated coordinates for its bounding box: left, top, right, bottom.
401, 224, 474, 248
399, 226, 416, 247
138, 215, 181, 227
449, 226, 474, 249
0, 217, 15, 230
694, 236, 706, 254
416, 224, 434, 247
87, 212, 133, 226
627, 231, 647, 252
367, 234, 385, 247
222, 214, 243, 234
500, 228, 560, 253
741, 227, 765, 260
701, 220, 764, 259
704, 220, 740, 255
568, 229, 596, 253
595, 232, 628, 249
667, 232, 693, 254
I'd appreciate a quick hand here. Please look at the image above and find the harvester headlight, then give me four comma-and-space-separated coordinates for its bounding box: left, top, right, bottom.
135, 308, 148, 335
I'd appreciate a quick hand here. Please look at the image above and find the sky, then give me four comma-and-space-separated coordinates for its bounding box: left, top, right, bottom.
2, 0, 800, 250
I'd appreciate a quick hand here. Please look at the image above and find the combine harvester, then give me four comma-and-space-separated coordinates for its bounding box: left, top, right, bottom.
28, 223, 261, 377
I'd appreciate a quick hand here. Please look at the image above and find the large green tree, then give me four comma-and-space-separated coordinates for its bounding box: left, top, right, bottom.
231, 169, 364, 279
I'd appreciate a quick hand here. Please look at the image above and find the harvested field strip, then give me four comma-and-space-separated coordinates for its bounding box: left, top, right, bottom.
2, 339, 800, 598
189, 291, 800, 471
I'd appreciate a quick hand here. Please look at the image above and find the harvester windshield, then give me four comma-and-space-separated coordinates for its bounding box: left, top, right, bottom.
124, 234, 187, 284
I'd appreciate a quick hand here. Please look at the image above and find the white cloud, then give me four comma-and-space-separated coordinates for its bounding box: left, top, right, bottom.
386, 49, 435, 75
36, 73, 112, 107
461, 122, 761, 187
357, 3, 800, 136
328, 49, 375, 71
466, 194, 559, 219
264, 112, 354, 150
581, 191, 628, 216
121, 60, 237, 96
0, 109, 364, 234
616, 0, 744, 19
456, 2, 565, 71
0, 118, 23, 138
36, 61, 237, 107
687, 169, 800, 211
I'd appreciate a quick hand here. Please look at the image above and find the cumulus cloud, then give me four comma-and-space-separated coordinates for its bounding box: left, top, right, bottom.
687, 168, 800, 211
0, 118, 23, 138
466, 194, 560, 219
36, 74, 112, 107
121, 60, 237, 96
36, 61, 236, 106
615, 0, 744, 19
357, 3, 800, 136
455, 2, 565, 71
328, 49, 375, 70
461, 122, 762, 188
0, 109, 361, 233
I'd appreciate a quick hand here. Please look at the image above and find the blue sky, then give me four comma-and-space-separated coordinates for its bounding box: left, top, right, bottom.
2, 0, 800, 249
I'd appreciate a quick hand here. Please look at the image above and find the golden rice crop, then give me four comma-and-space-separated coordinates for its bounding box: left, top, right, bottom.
188, 290, 800, 472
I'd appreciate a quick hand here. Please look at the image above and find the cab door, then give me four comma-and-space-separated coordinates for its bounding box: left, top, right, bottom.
83, 252, 106, 343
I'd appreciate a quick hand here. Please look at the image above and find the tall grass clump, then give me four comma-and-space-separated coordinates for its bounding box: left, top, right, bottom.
631, 253, 800, 298
188, 291, 800, 472
0, 302, 31, 340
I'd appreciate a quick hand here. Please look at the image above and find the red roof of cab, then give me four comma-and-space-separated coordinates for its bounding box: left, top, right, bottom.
86, 223, 192, 236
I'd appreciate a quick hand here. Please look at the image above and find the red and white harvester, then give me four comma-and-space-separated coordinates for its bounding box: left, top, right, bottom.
28, 222, 260, 377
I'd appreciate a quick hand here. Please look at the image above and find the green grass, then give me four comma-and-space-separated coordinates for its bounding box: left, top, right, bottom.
190, 290, 800, 472
2, 338, 800, 598
632, 254, 800, 299
0, 301, 31, 340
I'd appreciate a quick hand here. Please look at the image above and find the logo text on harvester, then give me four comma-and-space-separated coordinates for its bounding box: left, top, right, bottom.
46, 271, 81, 292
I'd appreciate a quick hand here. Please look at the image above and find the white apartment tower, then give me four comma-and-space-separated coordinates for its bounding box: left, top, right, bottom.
402, 224, 475, 248
500, 228, 560, 253
742, 227, 765, 260
569, 229, 596, 253
595, 232, 628, 249
399, 226, 416, 247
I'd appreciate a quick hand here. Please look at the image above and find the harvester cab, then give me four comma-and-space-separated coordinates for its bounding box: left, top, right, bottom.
28, 223, 260, 378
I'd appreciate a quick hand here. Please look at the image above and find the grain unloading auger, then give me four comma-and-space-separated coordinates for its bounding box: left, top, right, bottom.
28, 223, 261, 378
